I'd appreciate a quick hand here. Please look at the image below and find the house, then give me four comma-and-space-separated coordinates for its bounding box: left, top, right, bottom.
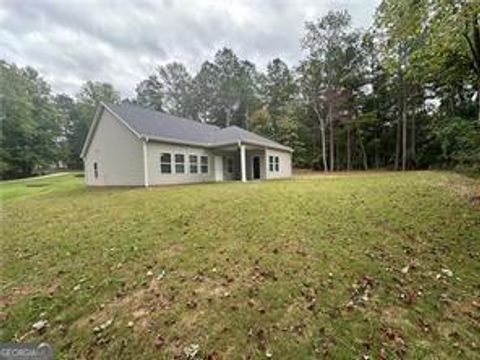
80, 102, 293, 186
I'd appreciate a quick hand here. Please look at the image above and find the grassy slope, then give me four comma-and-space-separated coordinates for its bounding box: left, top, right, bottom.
1, 172, 479, 359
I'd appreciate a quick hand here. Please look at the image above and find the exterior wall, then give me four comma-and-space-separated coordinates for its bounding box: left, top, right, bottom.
84, 110, 144, 186
146, 142, 215, 185
265, 149, 292, 179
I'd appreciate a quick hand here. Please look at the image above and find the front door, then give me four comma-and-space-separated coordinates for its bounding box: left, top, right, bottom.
252, 156, 261, 179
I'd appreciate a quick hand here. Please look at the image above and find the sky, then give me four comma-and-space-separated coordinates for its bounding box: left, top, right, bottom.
0, 0, 379, 98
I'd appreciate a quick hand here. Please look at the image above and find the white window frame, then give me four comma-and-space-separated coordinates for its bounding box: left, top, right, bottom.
160, 153, 172, 174
93, 162, 98, 178
200, 155, 209, 174
275, 156, 280, 172
268, 155, 274, 172
175, 154, 185, 174
189, 154, 198, 174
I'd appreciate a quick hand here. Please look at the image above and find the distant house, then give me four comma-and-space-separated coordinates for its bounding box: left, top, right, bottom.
80, 103, 292, 186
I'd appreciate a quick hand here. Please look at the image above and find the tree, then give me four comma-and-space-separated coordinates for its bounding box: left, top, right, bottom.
298, 59, 329, 171
191, 48, 261, 127
418, 1, 480, 122
263, 58, 296, 136
0, 61, 62, 178
135, 75, 163, 111
54, 93, 76, 166
302, 10, 362, 171
157, 63, 194, 117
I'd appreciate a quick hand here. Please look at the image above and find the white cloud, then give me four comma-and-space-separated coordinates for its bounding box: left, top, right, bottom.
0, 0, 379, 98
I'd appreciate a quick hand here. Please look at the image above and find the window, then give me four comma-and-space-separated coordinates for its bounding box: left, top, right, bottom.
268, 156, 280, 172
93, 162, 98, 178
175, 154, 185, 174
201, 156, 209, 174
269, 156, 274, 172
189, 155, 198, 174
160, 153, 172, 173
227, 158, 234, 173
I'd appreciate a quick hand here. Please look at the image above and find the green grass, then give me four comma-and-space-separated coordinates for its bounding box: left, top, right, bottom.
0, 172, 83, 203
1, 172, 479, 359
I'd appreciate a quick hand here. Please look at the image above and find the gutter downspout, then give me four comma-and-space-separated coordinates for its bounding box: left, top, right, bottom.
143, 138, 149, 188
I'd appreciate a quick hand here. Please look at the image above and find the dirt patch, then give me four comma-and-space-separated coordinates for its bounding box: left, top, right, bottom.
0, 285, 35, 308
438, 175, 480, 208
73, 278, 171, 332
382, 306, 414, 329
469, 195, 480, 207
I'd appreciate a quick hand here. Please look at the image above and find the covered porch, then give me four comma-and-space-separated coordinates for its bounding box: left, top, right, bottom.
212, 143, 266, 182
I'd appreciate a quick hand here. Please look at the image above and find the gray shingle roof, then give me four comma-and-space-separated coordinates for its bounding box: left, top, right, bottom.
104, 103, 292, 151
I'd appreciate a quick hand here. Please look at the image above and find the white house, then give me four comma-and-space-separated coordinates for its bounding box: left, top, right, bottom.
80, 102, 293, 186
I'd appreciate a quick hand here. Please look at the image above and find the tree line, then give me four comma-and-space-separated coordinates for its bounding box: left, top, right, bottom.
1, 2, 479, 179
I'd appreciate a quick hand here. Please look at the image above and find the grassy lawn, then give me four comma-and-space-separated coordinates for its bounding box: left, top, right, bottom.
1, 172, 479, 359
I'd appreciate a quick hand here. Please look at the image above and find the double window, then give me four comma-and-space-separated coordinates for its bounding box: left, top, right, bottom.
200, 156, 209, 174
269, 155, 280, 172
160, 153, 172, 173
189, 155, 198, 174
175, 154, 185, 173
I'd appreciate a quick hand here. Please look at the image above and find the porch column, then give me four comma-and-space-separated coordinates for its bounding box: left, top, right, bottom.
240, 143, 247, 182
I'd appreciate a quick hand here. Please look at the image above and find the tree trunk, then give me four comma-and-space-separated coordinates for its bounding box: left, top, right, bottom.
478, 78, 480, 123
320, 120, 328, 172
313, 105, 328, 172
226, 109, 231, 127
402, 90, 407, 171
328, 103, 334, 171
411, 110, 416, 169
399, 52, 408, 171
356, 123, 368, 170
346, 123, 351, 171
394, 118, 401, 171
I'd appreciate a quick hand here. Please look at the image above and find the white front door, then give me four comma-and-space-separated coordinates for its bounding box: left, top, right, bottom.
214, 155, 223, 181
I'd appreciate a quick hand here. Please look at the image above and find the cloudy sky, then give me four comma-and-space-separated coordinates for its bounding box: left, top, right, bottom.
1, 0, 379, 98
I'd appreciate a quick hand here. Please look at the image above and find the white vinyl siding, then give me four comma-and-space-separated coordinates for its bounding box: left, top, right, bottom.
83, 110, 144, 186
265, 149, 291, 179
146, 142, 215, 185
